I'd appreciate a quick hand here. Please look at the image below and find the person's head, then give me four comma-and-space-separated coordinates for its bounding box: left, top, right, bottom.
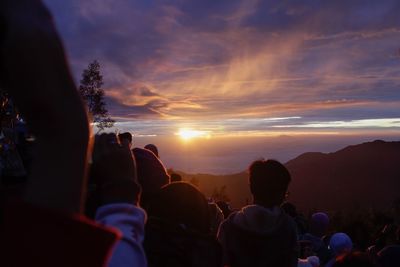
310, 212, 330, 237
118, 132, 133, 148
329, 232, 353, 256
248, 159, 291, 208
147, 182, 210, 234
216, 200, 232, 219
298, 240, 314, 259
170, 173, 182, 182
132, 147, 169, 209
144, 143, 158, 157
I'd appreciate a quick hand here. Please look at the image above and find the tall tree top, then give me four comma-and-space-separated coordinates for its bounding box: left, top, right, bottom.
78, 60, 114, 131
80, 60, 103, 91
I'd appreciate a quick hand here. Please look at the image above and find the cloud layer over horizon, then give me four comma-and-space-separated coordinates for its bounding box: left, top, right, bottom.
44, 0, 400, 135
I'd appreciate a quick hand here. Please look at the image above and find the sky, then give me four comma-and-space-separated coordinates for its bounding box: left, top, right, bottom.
43, 0, 400, 173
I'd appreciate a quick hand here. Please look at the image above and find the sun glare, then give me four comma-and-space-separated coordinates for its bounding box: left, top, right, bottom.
177, 128, 209, 141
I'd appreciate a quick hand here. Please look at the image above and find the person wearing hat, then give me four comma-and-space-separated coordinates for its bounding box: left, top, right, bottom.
325, 232, 353, 267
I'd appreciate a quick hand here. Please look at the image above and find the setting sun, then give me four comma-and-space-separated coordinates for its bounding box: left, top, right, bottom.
177, 128, 209, 141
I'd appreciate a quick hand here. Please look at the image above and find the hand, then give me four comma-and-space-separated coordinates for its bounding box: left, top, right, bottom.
91, 133, 141, 206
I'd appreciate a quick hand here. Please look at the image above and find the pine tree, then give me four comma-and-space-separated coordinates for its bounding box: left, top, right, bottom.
79, 60, 114, 131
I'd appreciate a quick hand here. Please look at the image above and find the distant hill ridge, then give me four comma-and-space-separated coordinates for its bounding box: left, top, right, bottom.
178, 140, 400, 211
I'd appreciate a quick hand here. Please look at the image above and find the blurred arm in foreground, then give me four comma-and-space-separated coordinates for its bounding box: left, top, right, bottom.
0, 1, 147, 266
0, 0, 89, 213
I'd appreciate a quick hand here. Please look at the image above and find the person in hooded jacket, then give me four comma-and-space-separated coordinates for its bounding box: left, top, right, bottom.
217, 159, 298, 267
132, 147, 170, 210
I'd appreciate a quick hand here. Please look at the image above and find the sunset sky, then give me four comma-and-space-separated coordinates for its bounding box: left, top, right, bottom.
43, 0, 400, 137
42, 1, 400, 173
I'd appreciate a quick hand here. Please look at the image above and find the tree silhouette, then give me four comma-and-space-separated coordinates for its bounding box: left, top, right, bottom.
79, 60, 114, 131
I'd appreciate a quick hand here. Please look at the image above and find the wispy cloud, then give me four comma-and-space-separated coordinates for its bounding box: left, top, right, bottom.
273, 118, 400, 129
44, 0, 400, 134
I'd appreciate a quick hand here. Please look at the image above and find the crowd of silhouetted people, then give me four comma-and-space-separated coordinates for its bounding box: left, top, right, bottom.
1, 1, 400, 266
2, 128, 400, 267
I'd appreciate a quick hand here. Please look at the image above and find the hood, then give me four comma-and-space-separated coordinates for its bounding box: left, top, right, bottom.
132, 147, 169, 194
230, 204, 289, 235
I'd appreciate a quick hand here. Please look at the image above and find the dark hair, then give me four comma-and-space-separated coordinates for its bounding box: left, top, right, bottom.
170, 173, 182, 182
147, 182, 210, 233
132, 147, 170, 209
118, 132, 132, 143
249, 159, 291, 207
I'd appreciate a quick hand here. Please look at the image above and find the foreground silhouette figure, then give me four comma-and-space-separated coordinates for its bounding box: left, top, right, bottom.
217, 159, 298, 267
0, 2, 147, 266
118, 132, 133, 149
144, 182, 222, 267
132, 147, 169, 210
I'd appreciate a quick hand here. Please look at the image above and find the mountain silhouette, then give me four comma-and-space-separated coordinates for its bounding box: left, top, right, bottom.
179, 140, 400, 211
286, 139, 400, 211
